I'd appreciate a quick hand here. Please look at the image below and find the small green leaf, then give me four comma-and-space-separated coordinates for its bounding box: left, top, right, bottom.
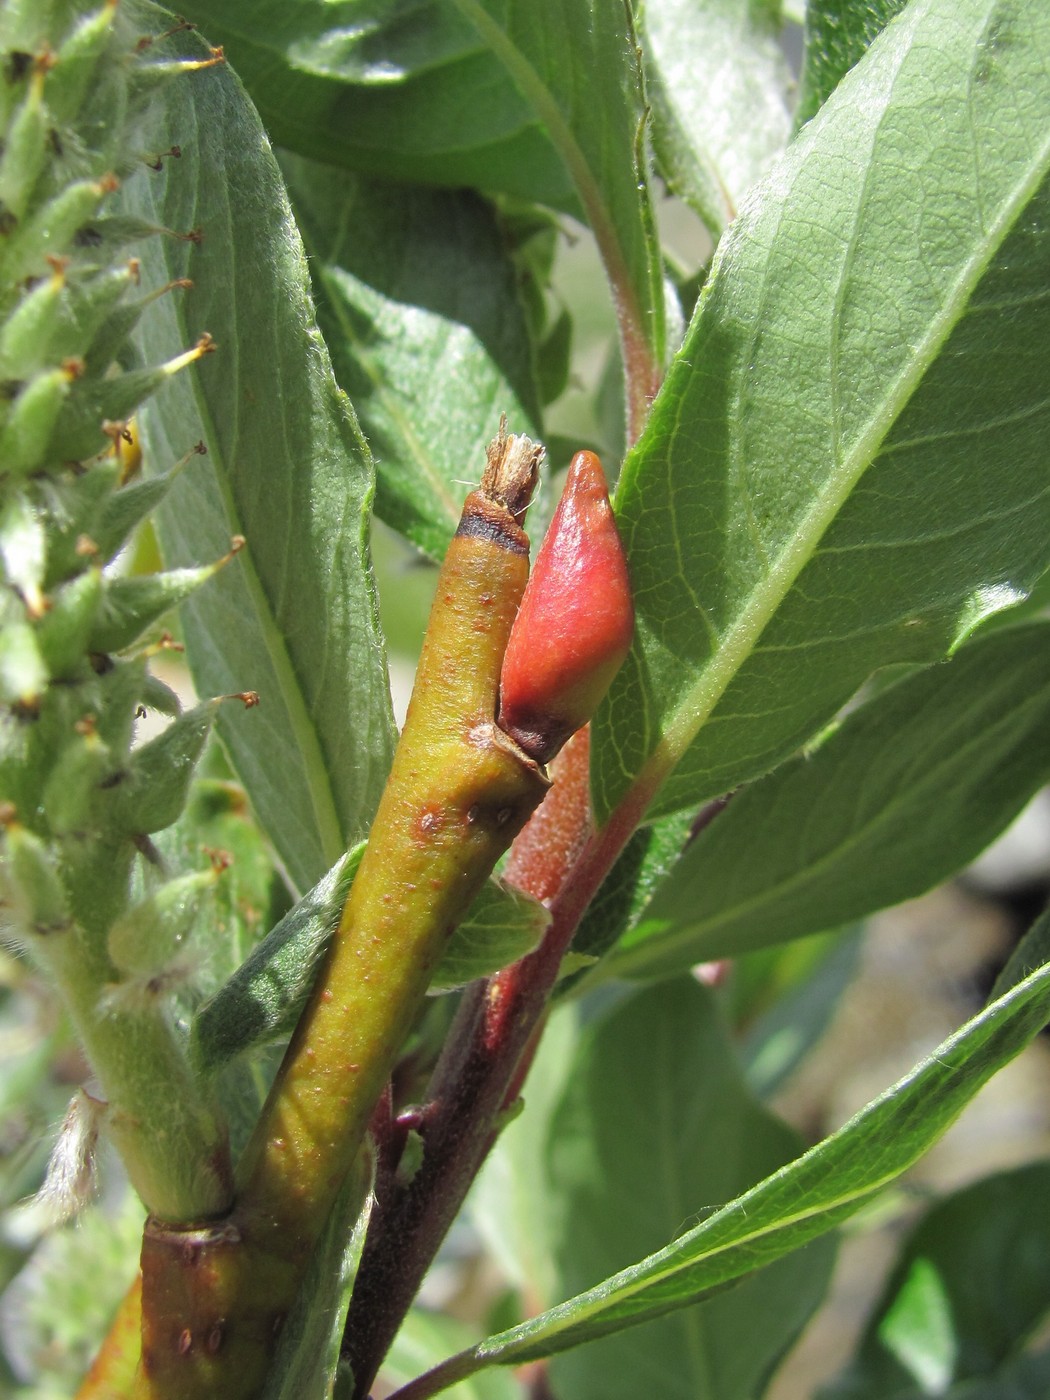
594, 0, 1050, 825
600, 622, 1050, 979
642, 0, 793, 234
431, 878, 548, 991
413, 959, 1050, 1388
821, 1162, 1050, 1397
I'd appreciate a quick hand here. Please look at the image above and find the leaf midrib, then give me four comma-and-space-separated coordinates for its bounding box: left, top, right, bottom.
611, 651, 1050, 975
643, 117, 1050, 808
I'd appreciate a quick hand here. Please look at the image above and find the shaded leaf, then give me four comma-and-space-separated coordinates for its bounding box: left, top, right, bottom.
741, 927, 865, 1097
165, 0, 579, 212
120, 28, 396, 894
820, 1161, 1050, 1397
599, 622, 1050, 979
797, 0, 908, 125
450, 0, 665, 415
642, 0, 793, 234
281, 155, 541, 562
593, 0, 1050, 828
405, 957, 1050, 1388
543, 980, 835, 1400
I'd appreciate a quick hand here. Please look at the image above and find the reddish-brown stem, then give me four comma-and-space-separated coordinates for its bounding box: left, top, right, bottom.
342, 731, 660, 1396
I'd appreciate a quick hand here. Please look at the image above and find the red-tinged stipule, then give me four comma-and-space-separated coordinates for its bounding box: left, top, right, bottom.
498, 450, 633, 765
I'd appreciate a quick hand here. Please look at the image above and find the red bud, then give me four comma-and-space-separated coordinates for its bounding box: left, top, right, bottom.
498, 450, 633, 764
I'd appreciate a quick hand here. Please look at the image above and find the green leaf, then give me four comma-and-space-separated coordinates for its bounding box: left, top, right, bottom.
741, 928, 864, 1097
641, 0, 793, 234
797, 0, 908, 125
118, 30, 396, 894
821, 1161, 1050, 1398
593, 0, 1050, 827
281, 155, 541, 562
542, 981, 835, 1400
433, 878, 549, 990
264, 1145, 374, 1400
407, 957, 1050, 1390
192, 848, 549, 1073
455, 0, 664, 397
164, 0, 579, 213
598, 621, 1050, 979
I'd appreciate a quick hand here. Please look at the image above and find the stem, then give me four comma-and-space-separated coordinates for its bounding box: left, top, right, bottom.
132, 428, 549, 1399
342, 730, 659, 1396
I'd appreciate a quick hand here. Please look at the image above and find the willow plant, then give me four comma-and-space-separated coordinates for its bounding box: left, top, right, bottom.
4, 1, 1050, 1398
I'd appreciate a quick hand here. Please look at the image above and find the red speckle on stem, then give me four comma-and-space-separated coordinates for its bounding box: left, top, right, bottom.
498, 451, 633, 764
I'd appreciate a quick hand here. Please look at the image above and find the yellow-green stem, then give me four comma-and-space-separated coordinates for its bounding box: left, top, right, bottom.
132, 429, 548, 1398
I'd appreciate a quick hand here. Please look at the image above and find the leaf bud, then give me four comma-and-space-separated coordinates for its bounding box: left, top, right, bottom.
498, 450, 633, 764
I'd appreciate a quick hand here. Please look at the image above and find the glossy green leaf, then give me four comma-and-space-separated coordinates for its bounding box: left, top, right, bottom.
593, 0, 1050, 827
599, 622, 1050, 979
543, 980, 835, 1400
281, 155, 541, 562
405, 957, 1050, 1390
118, 31, 396, 894
797, 0, 908, 125
821, 1161, 1050, 1397
642, 0, 793, 234
192, 847, 549, 1073
165, 0, 578, 212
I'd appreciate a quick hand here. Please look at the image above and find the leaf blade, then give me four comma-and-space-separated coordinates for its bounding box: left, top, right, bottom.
120, 40, 396, 893
600, 621, 1050, 979
410, 957, 1050, 1387
593, 0, 1050, 827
